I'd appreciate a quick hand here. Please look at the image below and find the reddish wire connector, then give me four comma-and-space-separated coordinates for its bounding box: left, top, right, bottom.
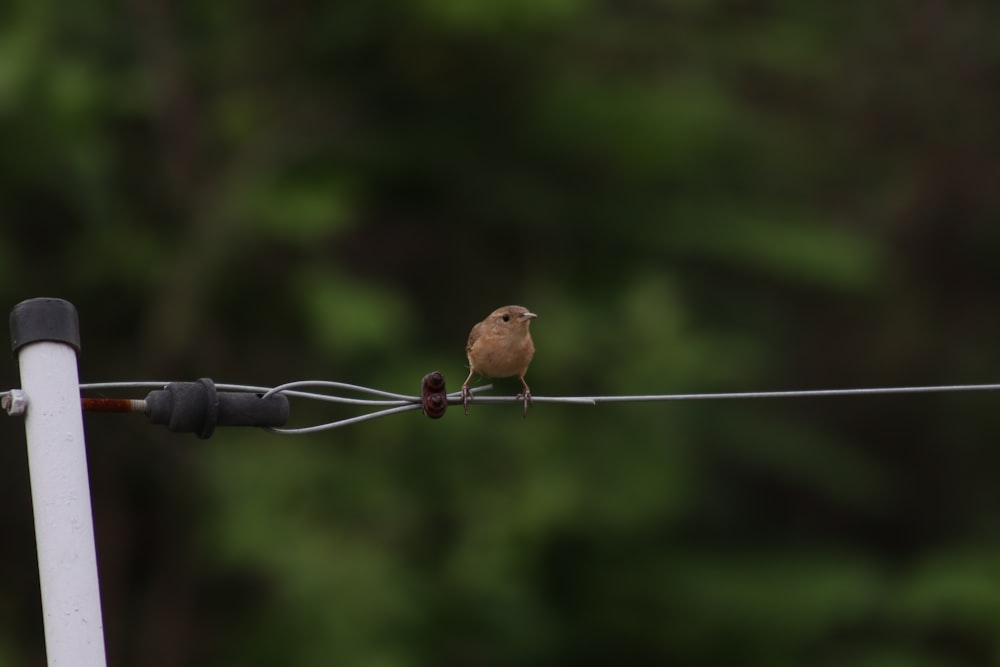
81, 398, 146, 413
420, 371, 448, 419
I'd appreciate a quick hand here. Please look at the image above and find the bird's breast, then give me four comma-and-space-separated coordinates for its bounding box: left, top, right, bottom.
469, 334, 535, 378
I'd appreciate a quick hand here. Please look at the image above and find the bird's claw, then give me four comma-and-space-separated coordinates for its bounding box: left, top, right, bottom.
516, 390, 532, 417
461, 385, 473, 415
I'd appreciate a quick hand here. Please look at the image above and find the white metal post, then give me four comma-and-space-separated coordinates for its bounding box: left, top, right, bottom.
10, 298, 107, 667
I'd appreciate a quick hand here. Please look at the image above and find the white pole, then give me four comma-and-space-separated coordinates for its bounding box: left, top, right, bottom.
10, 298, 107, 667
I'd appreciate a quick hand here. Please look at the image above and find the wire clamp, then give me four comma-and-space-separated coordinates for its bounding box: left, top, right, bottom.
2, 389, 27, 416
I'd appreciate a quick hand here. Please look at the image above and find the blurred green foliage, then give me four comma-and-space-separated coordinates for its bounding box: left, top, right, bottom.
2, 0, 1000, 665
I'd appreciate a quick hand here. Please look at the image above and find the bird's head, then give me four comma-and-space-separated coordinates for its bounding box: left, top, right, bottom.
489, 305, 537, 334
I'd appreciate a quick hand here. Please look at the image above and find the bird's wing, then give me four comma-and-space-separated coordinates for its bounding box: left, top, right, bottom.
465, 321, 484, 354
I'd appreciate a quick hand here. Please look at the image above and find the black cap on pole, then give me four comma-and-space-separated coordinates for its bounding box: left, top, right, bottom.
10, 298, 81, 355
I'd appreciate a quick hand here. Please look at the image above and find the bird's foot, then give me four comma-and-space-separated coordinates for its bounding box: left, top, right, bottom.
461, 385, 473, 415
516, 390, 532, 417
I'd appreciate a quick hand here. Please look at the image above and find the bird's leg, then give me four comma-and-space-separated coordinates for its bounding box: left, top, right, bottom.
516, 375, 532, 417
461, 368, 476, 415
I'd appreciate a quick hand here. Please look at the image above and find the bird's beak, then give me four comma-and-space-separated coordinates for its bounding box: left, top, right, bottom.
522, 311, 537, 320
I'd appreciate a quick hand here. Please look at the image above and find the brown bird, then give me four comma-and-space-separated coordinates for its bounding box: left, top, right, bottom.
461, 305, 537, 416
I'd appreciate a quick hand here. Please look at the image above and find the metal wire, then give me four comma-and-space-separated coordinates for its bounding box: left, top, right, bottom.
528, 383, 1000, 403
4, 379, 1000, 432
267, 386, 500, 434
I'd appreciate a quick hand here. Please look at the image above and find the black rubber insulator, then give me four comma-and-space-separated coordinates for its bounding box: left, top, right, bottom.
146, 378, 219, 438
10, 298, 81, 354
145, 379, 290, 438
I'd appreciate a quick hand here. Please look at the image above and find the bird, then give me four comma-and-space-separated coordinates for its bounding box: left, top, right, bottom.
461, 305, 537, 416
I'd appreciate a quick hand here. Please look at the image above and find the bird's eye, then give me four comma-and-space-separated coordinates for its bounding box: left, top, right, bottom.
501, 314, 510, 322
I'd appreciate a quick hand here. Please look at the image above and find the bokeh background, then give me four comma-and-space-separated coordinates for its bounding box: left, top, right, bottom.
3, 0, 1000, 665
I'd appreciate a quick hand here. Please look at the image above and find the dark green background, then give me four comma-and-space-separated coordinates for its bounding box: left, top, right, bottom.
3, 0, 1000, 665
